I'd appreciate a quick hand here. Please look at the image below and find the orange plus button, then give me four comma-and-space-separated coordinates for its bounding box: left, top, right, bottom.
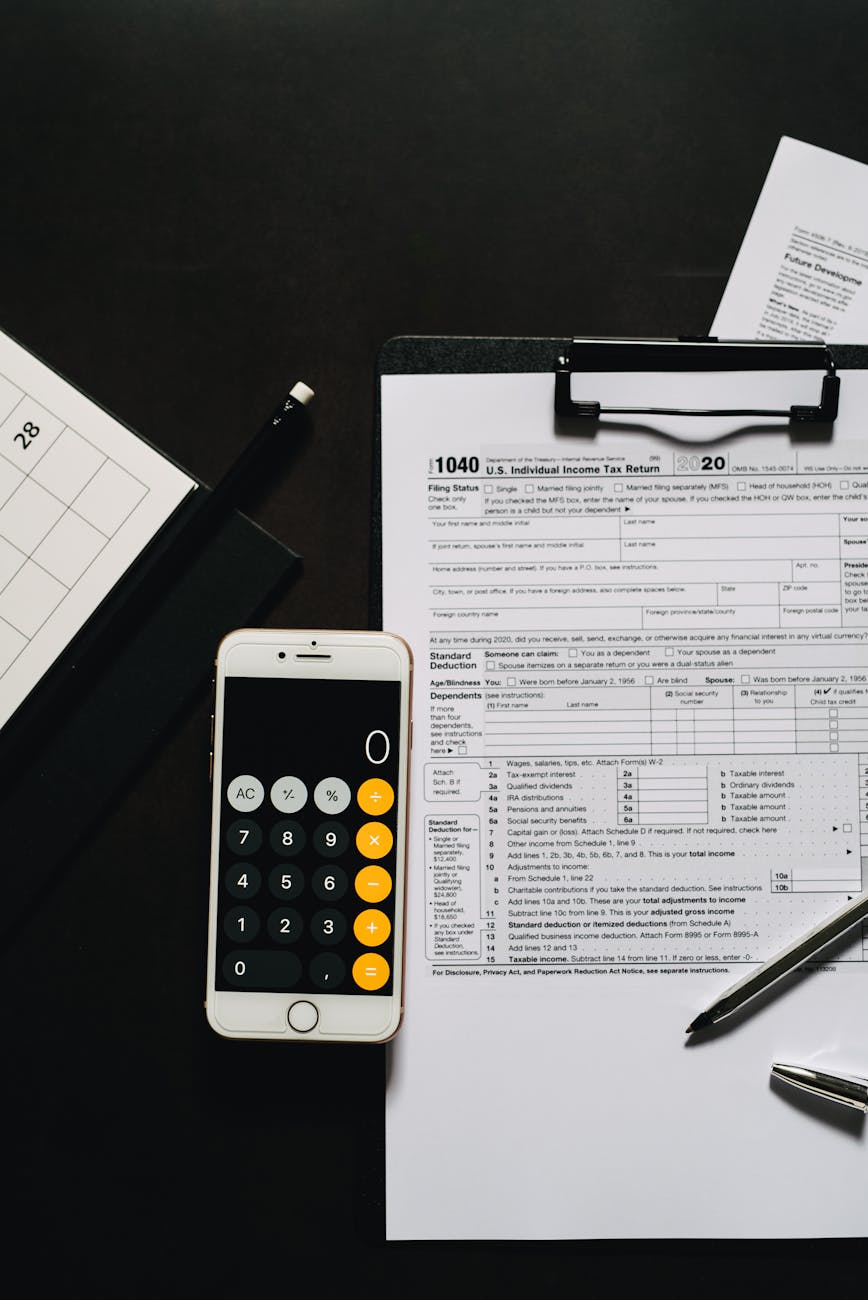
353, 908, 391, 946
356, 821, 393, 859
352, 952, 390, 990
355, 864, 393, 903
357, 778, 394, 816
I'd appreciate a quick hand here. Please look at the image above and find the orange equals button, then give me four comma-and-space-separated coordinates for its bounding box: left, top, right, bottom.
352, 952, 390, 990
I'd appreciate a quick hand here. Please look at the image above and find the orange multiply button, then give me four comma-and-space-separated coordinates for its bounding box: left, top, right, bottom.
356, 821, 393, 859
357, 778, 394, 815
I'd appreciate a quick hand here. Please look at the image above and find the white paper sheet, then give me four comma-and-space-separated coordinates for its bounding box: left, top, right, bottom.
382, 365, 868, 1239
713, 137, 868, 341
0, 326, 195, 729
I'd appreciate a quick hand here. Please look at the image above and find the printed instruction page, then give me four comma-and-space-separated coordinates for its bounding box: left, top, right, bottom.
713, 137, 868, 341
0, 327, 195, 730
382, 366, 868, 1239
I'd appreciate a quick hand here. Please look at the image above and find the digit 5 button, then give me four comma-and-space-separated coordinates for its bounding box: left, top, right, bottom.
356, 821, 393, 859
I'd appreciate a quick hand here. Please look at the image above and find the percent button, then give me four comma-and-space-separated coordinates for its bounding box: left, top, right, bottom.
313, 777, 351, 814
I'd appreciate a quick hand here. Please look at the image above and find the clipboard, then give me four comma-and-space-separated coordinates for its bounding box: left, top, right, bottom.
0, 383, 303, 941
372, 334, 868, 1242
371, 333, 868, 626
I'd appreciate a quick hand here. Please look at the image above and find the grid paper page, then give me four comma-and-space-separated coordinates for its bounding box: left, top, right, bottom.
0, 327, 195, 729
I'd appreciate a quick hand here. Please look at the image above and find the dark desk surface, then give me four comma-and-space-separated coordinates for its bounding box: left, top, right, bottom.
3, 2, 868, 1292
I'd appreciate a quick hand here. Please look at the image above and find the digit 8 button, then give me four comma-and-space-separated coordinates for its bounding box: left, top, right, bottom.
355, 821, 393, 859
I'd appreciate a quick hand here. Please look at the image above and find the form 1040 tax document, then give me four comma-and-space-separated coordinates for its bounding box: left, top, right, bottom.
381, 365, 868, 1240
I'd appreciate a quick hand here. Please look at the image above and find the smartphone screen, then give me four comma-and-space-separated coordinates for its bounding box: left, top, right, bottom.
214, 675, 402, 999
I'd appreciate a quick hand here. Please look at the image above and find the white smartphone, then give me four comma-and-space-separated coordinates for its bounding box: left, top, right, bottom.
206, 628, 413, 1043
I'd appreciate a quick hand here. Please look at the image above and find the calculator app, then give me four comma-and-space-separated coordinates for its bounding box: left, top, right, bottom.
215, 676, 402, 996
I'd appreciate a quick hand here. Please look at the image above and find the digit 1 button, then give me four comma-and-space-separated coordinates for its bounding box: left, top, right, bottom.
353, 908, 391, 947
354, 864, 392, 903
352, 953, 390, 991
226, 775, 264, 812
223, 906, 260, 943
357, 778, 394, 816
356, 821, 393, 860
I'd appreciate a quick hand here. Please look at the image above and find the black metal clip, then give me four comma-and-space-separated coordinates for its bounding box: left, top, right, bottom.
554, 337, 839, 425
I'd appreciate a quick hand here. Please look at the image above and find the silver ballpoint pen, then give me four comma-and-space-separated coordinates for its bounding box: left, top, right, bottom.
685, 887, 868, 1032
771, 1063, 868, 1113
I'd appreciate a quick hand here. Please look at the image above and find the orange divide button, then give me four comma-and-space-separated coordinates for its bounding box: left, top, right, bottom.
357, 778, 394, 815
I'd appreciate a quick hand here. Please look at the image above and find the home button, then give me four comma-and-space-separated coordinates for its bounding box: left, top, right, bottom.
287, 1000, 319, 1033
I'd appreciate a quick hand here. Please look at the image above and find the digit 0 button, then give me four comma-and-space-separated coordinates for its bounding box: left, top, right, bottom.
354, 864, 392, 903
357, 778, 394, 816
352, 953, 390, 991
356, 822, 393, 859
353, 908, 391, 946
227, 775, 264, 812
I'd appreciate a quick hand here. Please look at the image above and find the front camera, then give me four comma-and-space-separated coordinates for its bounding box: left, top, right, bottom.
278, 651, 286, 660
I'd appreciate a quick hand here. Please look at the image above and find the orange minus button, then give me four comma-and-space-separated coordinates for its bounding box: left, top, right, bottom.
356, 821, 393, 859
352, 952, 390, 990
355, 864, 392, 903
